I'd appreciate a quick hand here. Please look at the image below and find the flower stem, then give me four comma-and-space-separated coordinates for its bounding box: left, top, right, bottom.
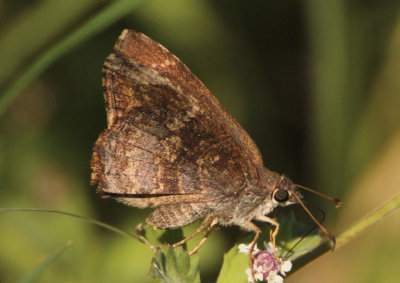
291, 192, 400, 273
336, 192, 400, 248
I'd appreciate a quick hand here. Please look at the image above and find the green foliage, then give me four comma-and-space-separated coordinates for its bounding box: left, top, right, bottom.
275, 212, 324, 261
150, 246, 200, 283
139, 225, 186, 247
217, 245, 248, 283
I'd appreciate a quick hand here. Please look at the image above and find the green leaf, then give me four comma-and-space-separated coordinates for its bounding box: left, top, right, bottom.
217, 245, 248, 283
139, 225, 185, 247
18, 241, 73, 283
280, 234, 323, 261
150, 246, 200, 283
275, 211, 324, 260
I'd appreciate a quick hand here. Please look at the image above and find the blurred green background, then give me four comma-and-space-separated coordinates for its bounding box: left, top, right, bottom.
1, 0, 400, 282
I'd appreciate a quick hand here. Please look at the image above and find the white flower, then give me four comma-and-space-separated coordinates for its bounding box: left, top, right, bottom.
245, 268, 265, 283
239, 243, 259, 254
280, 260, 292, 276
245, 268, 254, 283
266, 271, 284, 283
239, 241, 292, 283
255, 271, 264, 282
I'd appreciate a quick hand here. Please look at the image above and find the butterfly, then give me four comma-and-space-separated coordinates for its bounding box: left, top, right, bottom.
90, 30, 336, 258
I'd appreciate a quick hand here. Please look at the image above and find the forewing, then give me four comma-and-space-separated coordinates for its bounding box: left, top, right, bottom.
91, 30, 264, 208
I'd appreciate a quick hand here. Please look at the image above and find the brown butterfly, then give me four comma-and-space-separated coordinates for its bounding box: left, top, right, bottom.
90, 30, 337, 257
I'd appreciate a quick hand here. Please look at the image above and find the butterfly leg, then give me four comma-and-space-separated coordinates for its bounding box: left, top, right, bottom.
134, 223, 157, 252
188, 218, 218, 255
172, 216, 215, 249
256, 215, 280, 257
242, 221, 262, 282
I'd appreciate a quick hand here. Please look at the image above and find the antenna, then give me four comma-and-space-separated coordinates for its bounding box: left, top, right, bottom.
295, 184, 342, 208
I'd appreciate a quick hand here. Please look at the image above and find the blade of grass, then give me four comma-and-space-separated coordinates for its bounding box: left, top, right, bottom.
0, 208, 139, 240
18, 241, 73, 283
0, 0, 144, 117
0, 0, 101, 85
336, 191, 400, 248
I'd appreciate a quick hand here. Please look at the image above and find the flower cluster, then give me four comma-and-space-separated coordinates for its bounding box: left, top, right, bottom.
238, 242, 292, 283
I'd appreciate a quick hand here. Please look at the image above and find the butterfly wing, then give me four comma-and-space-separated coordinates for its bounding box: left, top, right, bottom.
91, 30, 265, 212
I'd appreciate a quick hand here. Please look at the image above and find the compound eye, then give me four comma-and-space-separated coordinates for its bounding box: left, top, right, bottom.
273, 189, 289, 202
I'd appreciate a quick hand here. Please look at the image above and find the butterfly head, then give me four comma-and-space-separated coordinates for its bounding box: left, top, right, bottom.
271, 175, 340, 248
271, 175, 302, 207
